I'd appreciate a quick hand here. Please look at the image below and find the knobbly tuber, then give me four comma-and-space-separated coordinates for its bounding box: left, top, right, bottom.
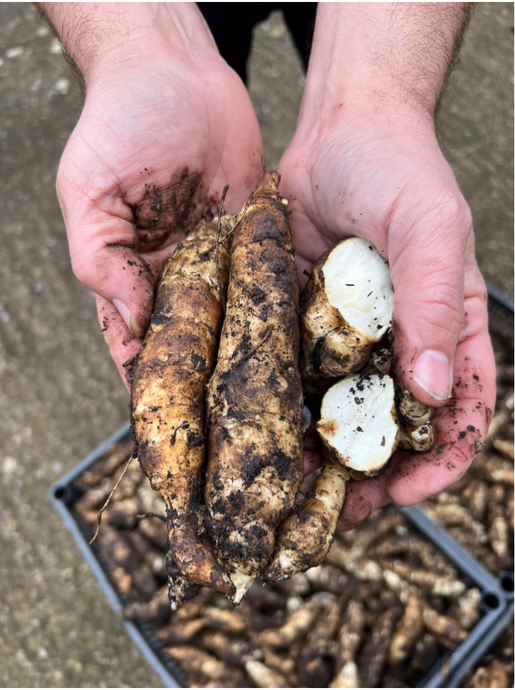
131, 215, 236, 605
265, 239, 435, 581
265, 464, 348, 581
206, 171, 304, 603
300, 238, 394, 396
128, 171, 439, 607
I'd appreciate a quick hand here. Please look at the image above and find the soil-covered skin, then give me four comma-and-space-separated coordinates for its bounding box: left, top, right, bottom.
131, 169, 218, 270
131, 217, 235, 600
206, 171, 304, 593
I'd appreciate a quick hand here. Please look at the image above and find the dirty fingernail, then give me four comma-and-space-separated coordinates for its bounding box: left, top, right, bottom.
112, 298, 133, 334
413, 350, 452, 401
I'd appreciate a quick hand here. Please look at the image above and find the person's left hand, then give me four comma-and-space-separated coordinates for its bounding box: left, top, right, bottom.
279, 111, 496, 528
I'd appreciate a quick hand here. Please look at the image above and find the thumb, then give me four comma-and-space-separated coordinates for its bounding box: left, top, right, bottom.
60, 190, 155, 339
388, 195, 473, 407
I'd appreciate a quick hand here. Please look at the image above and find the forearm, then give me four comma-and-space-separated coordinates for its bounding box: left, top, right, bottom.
37, 2, 218, 85
300, 2, 470, 128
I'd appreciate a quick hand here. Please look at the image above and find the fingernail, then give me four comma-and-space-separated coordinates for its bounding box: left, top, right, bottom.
413, 350, 452, 400
112, 298, 133, 334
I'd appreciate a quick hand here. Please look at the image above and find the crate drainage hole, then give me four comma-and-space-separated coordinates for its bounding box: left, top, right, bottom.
500, 571, 514, 594
482, 591, 501, 611
54, 485, 69, 501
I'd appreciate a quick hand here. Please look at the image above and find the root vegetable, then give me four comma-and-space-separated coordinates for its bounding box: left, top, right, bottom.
412, 633, 439, 671
300, 238, 394, 396
425, 503, 488, 541
175, 588, 215, 621
398, 389, 431, 427
326, 538, 383, 581
265, 463, 348, 581
111, 566, 132, 595
257, 642, 298, 679
341, 512, 405, 557
398, 422, 436, 452
272, 572, 311, 597
462, 480, 489, 519
300, 596, 341, 686
367, 346, 393, 376
379, 560, 466, 597
244, 658, 290, 688
358, 606, 402, 688
388, 594, 424, 663
493, 438, 514, 460
258, 592, 325, 648
335, 600, 365, 669
422, 607, 467, 647
206, 171, 304, 603
305, 565, 351, 596
131, 215, 236, 603
169, 573, 202, 610
488, 504, 509, 557
165, 645, 246, 687
199, 630, 258, 668
370, 534, 456, 578
450, 587, 481, 630
201, 605, 247, 634
317, 374, 400, 478
468, 660, 508, 688
106, 497, 142, 529
124, 586, 169, 623
330, 660, 359, 688
159, 617, 208, 644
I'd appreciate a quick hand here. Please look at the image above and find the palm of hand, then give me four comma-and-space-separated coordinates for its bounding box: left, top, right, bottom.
57, 56, 263, 382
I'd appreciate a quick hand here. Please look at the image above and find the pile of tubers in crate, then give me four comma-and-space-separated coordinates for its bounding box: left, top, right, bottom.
128, 170, 436, 609
75, 447, 492, 688
73, 316, 513, 688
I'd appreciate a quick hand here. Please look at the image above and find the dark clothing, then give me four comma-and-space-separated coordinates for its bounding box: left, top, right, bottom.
197, 3, 317, 82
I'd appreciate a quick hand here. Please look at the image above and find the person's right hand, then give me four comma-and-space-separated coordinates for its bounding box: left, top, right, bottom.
53, 4, 263, 389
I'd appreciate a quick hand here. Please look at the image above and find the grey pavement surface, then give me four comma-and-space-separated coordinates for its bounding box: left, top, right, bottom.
0, 3, 512, 687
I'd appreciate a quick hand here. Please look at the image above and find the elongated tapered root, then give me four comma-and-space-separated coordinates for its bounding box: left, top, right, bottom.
388, 594, 424, 664
317, 374, 400, 479
300, 238, 394, 396
265, 464, 348, 581
206, 171, 304, 603
131, 216, 237, 603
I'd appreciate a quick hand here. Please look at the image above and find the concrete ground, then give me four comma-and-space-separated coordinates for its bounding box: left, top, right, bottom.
0, 3, 512, 687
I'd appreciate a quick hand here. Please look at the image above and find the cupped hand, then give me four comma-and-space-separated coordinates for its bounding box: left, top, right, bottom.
279, 113, 496, 526
57, 18, 263, 389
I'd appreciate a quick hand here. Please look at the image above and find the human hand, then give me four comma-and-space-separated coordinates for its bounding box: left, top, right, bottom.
44, 3, 263, 389
280, 4, 496, 526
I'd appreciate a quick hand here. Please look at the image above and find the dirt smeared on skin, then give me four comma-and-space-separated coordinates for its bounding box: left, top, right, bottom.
337, 485, 373, 532
132, 168, 212, 252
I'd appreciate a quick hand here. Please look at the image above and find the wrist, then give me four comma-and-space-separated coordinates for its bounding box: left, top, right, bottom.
39, 3, 219, 86
294, 97, 436, 163
296, 3, 468, 143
